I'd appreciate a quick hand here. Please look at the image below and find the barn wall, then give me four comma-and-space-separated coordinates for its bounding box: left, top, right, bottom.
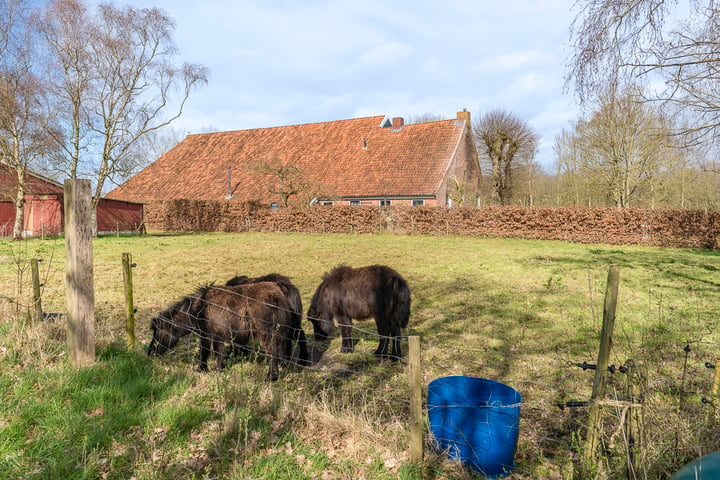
0, 203, 14, 236
0, 197, 143, 237
97, 199, 144, 234
27, 195, 64, 236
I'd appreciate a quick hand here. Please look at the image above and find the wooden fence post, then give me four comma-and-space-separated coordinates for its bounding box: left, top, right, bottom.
582, 265, 620, 477
710, 360, 720, 424
122, 253, 136, 350
31, 258, 42, 323
64, 178, 95, 366
625, 359, 645, 479
408, 335, 424, 464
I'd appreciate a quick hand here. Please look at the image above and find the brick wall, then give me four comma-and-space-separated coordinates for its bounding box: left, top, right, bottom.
144, 200, 720, 249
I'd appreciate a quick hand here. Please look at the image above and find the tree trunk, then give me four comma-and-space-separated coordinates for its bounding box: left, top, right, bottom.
12, 188, 25, 240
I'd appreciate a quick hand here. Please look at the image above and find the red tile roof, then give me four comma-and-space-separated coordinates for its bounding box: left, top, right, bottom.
0, 164, 64, 201
107, 115, 469, 204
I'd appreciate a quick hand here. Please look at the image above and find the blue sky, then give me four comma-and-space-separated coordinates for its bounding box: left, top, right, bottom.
124, 0, 580, 170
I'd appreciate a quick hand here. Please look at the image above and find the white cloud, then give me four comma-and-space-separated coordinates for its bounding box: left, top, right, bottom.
476, 50, 553, 72
99, 0, 579, 169
352, 42, 414, 71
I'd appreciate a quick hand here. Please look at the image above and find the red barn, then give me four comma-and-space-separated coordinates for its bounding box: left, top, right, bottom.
0, 165, 144, 237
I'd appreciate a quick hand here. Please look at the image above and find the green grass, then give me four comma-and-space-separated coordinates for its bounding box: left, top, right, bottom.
0, 232, 718, 479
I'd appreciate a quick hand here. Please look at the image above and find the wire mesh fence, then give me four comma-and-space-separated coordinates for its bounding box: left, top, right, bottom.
2, 246, 719, 479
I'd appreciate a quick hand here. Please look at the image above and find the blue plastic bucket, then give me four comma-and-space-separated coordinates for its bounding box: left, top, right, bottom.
670, 450, 720, 479
428, 376, 522, 478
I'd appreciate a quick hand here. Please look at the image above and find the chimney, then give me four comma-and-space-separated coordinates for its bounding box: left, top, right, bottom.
391, 117, 404, 130
457, 109, 471, 125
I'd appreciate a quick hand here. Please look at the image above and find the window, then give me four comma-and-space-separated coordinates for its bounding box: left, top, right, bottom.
321, 200, 334, 206
349, 200, 361, 206
380, 199, 391, 206
412, 199, 425, 206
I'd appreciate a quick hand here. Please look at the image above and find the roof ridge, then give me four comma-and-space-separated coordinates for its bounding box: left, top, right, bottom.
188, 115, 388, 137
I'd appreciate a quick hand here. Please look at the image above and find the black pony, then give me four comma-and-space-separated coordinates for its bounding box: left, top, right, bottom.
225, 273, 309, 366
307, 264, 411, 360
148, 281, 301, 381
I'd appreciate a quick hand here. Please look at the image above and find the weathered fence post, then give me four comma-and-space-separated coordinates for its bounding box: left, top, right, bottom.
408, 335, 423, 463
582, 265, 620, 477
64, 179, 95, 366
710, 360, 720, 424
122, 253, 136, 350
31, 258, 42, 323
624, 359, 645, 479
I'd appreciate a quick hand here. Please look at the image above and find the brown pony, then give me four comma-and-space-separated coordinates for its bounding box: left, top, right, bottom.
148, 281, 300, 381
225, 273, 309, 366
307, 264, 411, 360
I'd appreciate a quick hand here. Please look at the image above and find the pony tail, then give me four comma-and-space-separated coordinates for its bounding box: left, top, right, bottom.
393, 278, 411, 328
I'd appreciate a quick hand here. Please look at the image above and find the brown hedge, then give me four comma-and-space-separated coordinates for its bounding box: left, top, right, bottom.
143, 200, 720, 249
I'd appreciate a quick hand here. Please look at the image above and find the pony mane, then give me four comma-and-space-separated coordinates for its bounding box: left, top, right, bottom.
158, 282, 213, 317
194, 281, 215, 295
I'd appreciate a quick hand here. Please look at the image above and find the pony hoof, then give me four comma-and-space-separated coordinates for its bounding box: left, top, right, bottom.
375, 352, 400, 361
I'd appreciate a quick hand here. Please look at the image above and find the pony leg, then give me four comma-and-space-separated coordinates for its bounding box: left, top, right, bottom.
266, 357, 279, 382
198, 337, 212, 371
297, 329, 311, 366
215, 341, 227, 370
338, 316, 354, 352
390, 330, 402, 360
281, 327, 294, 366
387, 321, 403, 360
374, 335, 389, 357
266, 340, 280, 382
374, 319, 390, 358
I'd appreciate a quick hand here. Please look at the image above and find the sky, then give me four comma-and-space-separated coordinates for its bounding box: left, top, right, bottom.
122, 0, 581, 170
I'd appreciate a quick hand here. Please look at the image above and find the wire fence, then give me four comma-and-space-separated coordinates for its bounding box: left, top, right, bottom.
4, 250, 720, 479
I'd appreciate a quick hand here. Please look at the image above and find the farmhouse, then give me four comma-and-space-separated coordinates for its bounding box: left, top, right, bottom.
0, 165, 144, 237
106, 110, 481, 207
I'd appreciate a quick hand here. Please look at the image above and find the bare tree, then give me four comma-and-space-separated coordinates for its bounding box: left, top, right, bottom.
252, 156, 310, 207
568, 0, 720, 143
0, 0, 54, 239
39, 0, 208, 230
37, 0, 94, 180
446, 175, 468, 207
407, 113, 443, 124
473, 109, 538, 205
0, 0, 24, 57
565, 87, 679, 207
140, 126, 185, 161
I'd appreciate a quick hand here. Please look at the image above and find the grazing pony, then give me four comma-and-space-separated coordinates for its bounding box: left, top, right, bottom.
225, 273, 309, 366
147, 281, 299, 381
307, 264, 411, 360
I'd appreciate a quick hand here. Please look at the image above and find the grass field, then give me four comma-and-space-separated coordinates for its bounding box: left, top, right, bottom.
0, 232, 718, 479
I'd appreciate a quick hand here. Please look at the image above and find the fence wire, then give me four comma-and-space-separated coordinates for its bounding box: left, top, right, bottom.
5, 252, 720, 479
